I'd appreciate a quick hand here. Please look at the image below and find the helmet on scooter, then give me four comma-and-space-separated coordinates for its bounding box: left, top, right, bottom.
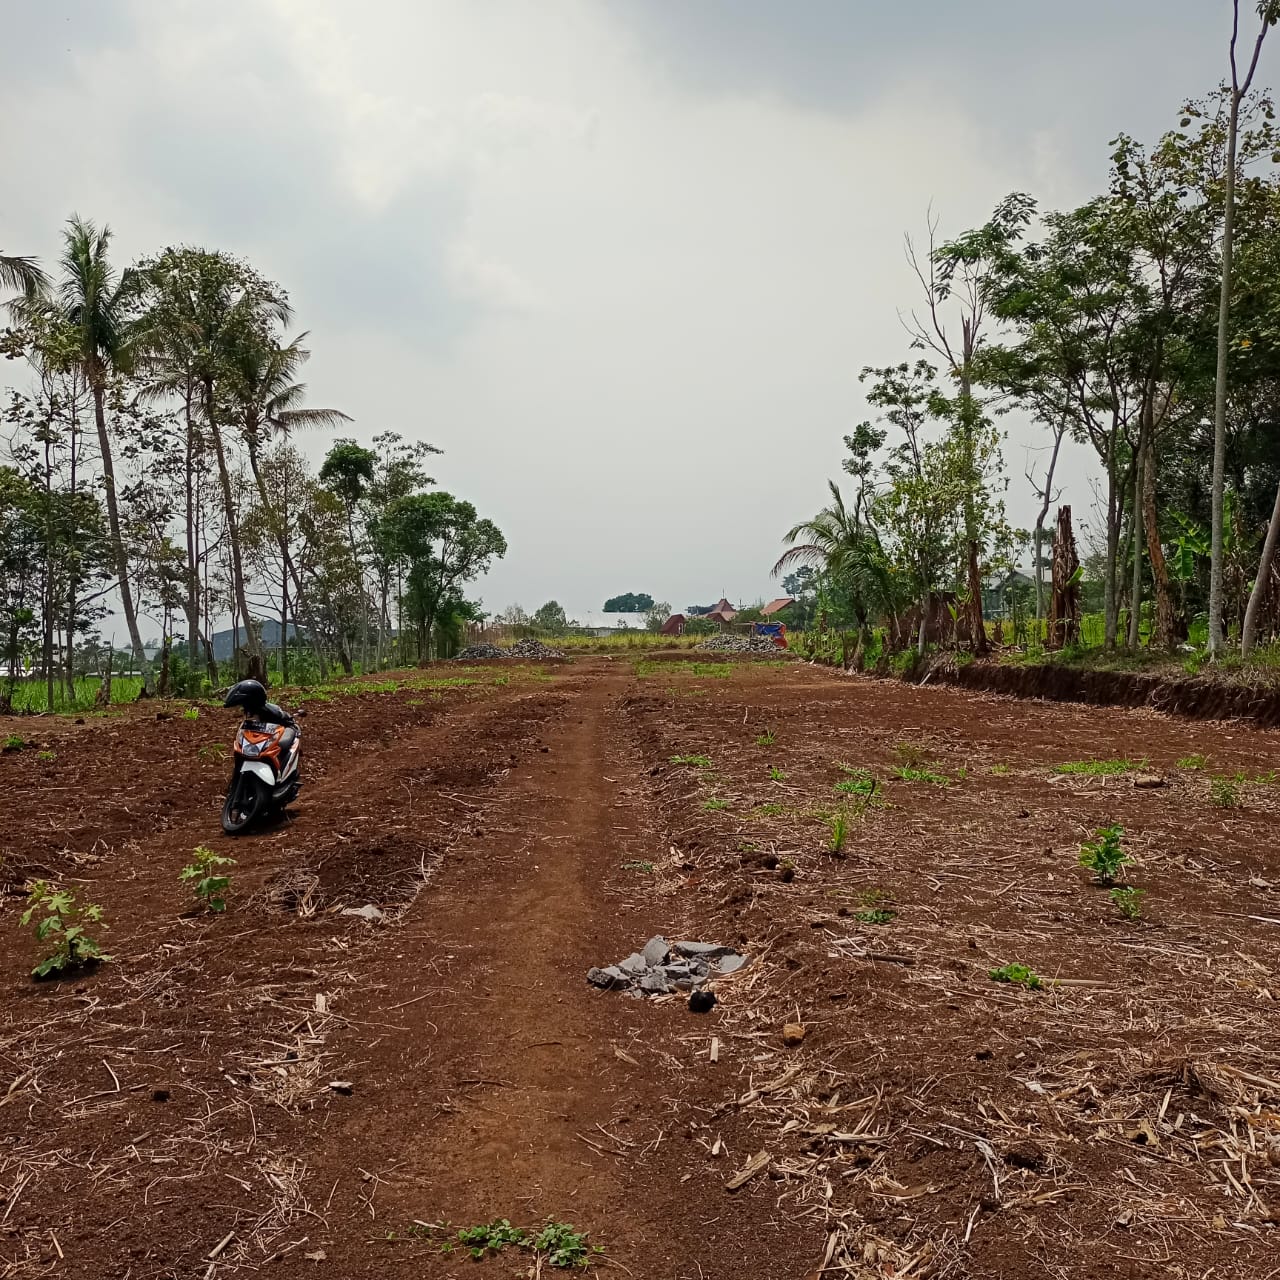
223, 679, 268, 712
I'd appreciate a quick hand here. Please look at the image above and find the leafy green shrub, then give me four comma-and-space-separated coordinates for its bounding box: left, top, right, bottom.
180, 844, 236, 912
455, 1220, 527, 1260
1078, 824, 1130, 885
532, 1221, 601, 1268
1110, 886, 1144, 920
21, 881, 110, 977
989, 962, 1042, 990
2, 734, 26, 752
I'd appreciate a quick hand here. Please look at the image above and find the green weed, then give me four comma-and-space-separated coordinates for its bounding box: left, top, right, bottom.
670, 754, 712, 768
1177, 753, 1207, 770
621, 860, 654, 874
768, 765, 786, 782
35, 750, 56, 763
182, 707, 200, 721
1110, 886, 1145, 920
990, 763, 1010, 776
636, 660, 732, 679
2, 734, 26, 752
21, 881, 110, 977
854, 906, 895, 925
1210, 776, 1240, 809
198, 742, 228, 764
989, 962, 1042, 990
702, 798, 730, 811
828, 811, 848, 854
833, 767, 878, 798
1055, 759, 1138, 776
455, 1219, 528, 1261
892, 764, 950, 785
447, 1219, 600, 1269
756, 728, 777, 746
1078, 824, 1130, 885
179, 844, 236, 913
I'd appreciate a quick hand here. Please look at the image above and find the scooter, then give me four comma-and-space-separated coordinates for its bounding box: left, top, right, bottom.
221, 679, 303, 835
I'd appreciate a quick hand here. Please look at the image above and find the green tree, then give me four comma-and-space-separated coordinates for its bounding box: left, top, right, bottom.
532, 600, 568, 634
18, 217, 154, 691
0, 251, 48, 298
603, 592, 653, 612
382, 493, 506, 661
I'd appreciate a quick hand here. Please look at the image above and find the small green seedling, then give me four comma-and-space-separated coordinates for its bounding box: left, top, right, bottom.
1111, 886, 1144, 920
456, 1219, 527, 1261
828, 811, 848, 854
21, 881, 111, 977
854, 906, 896, 925
990, 763, 1010, 776
756, 728, 777, 746
621, 860, 654, 874
768, 765, 786, 782
179, 844, 236, 912
702, 798, 730, 811
198, 742, 228, 763
1210, 776, 1240, 810
989, 962, 1042, 990
183, 707, 200, 721
35, 750, 56, 763
532, 1221, 601, 1269
670, 754, 712, 768
754, 802, 785, 818
1078, 824, 1130, 885
1177, 754, 1207, 770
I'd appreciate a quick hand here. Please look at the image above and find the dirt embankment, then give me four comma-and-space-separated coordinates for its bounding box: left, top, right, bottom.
896, 657, 1280, 726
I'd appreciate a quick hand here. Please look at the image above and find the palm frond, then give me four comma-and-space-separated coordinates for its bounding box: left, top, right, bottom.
0, 252, 49, 298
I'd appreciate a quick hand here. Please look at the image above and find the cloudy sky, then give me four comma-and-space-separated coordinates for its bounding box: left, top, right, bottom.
1, 0, 1244, 618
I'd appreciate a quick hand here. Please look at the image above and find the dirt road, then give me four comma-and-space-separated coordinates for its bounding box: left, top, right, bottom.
1, 657, 1278, 1279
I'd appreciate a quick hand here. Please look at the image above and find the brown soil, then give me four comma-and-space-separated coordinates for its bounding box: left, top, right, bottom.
0, 659, 1277, 1278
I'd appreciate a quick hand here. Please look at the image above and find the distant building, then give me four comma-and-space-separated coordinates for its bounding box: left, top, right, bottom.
760, 597, 795, 617
570, 611, 651, 636
660, 613, 685, 636
703, 597, 737, 625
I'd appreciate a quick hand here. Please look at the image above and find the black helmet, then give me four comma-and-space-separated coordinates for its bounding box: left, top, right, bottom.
224, 679, 268, 712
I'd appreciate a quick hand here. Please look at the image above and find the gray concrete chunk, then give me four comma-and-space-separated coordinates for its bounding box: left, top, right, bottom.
716, 954, 748, 975
642, 936, 671, 966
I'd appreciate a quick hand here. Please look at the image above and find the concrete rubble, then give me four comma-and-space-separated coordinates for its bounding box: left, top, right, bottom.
587, 936, 747, 997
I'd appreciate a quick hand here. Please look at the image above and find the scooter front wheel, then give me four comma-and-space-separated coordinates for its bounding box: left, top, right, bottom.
222, 773, 267, 835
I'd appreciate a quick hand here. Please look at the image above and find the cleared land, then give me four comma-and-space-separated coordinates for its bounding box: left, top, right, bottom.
0, 657, 1278, 1278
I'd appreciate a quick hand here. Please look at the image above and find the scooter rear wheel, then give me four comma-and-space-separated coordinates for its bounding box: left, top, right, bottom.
221, 774, 267, 835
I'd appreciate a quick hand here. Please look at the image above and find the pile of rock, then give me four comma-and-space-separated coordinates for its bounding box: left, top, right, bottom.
696, 634, 780, 655
509, 637, 565, 659
454, 642, 507, 660
453, 638, 566, 661
587, 936, 746, 997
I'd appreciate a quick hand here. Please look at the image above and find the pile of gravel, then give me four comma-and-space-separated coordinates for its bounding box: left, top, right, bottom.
696, 633, 780, 654
453, 638, 565, 661
509, 637, 564, 659
587, 936, 747, 997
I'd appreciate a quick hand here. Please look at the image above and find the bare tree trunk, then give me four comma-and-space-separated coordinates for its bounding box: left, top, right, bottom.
1142, 432, 1177, 649
91, 382, 153, 693
1241, 476, 1280, 656
1103, 459, 1123, 650
1211, 4, 1271, 656
1048, 506, 1081, 650
1128, 437, 1145, 650
204, 382, 262, 682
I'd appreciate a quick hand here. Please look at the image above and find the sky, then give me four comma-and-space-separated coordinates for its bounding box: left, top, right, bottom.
0, 0, 1247, 621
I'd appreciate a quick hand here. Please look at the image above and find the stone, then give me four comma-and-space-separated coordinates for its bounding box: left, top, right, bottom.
639, 971, 673, 994
618, 952, 649, 976
716, 954, 747, 975
782, 1022, 807, 1047
642, 936, 671, 966
672, 941, 732, 959
328, 1080, 354, 1095
341, 904, 385, 922
1132, 774, 1167, 790
587, 966, 627, 989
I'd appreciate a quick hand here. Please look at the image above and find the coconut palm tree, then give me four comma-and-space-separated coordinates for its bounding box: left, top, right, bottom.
231, 333, 351, 679
17, 218, 153, 692
0, 251, 48, 298
774, 480, 897, 635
